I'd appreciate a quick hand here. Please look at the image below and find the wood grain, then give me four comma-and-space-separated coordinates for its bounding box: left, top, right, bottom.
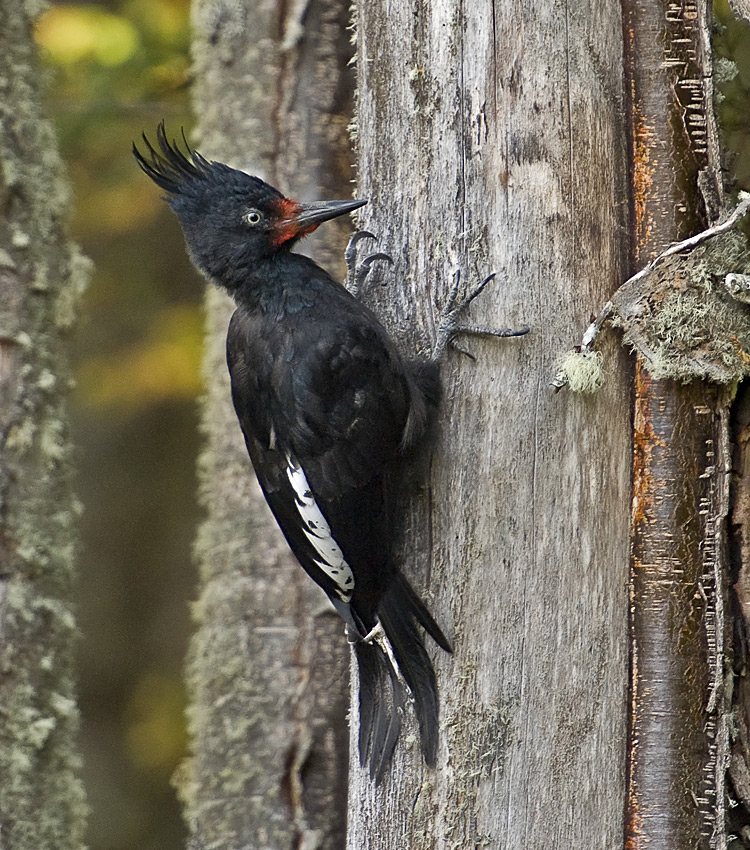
349, 2, 632, 847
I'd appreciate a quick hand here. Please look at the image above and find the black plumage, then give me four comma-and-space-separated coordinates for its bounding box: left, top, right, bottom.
134, 123, 453, 779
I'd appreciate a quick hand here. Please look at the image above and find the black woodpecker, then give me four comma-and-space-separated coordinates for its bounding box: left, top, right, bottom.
134, 123, 526, 781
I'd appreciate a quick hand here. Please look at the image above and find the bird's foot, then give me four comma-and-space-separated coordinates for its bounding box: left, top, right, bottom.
361, 619, 407, 689
345, 230, 393, 297
361, 620, 385, 644
431, 270, 529, 361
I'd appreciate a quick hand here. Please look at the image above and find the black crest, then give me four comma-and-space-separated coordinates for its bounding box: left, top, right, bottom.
132, 121, 212, 196
134, 122, 283, 213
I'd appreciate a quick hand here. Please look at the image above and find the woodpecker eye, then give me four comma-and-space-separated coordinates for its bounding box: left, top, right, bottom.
244, 210, 262, 226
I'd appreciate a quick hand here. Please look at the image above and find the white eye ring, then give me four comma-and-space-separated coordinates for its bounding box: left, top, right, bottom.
244, 210, 262, 226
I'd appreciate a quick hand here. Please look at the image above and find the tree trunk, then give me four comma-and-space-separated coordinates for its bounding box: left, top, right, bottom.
348, 1, 632, 846
179, 1, 743, 847
622, 3, 729, 850
0, 5, 89, 849
180, 2, 355, 847
731, 384, 750, 845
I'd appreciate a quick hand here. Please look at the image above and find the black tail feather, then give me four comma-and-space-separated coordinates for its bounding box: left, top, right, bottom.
379, 587, 440, 766
355, 639, 384, 764
355, 640, 403, 782
369, 659, 405, 783
392, 572, 453, 653
354, 573, 451, 778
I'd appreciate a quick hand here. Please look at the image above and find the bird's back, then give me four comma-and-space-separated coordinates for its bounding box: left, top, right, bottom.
226, 255, 429, 628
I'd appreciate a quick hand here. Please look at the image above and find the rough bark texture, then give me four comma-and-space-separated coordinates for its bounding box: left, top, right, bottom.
348, 2, 632, 847
622, 3, 730, 849
179, 2, 354, 848
0, 4, 89, 849
731, 385, 750, 845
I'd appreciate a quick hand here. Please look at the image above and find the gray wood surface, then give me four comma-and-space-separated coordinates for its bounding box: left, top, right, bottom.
348, 2, 632, 847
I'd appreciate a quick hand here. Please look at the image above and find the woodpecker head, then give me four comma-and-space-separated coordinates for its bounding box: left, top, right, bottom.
133, 122, 366, 285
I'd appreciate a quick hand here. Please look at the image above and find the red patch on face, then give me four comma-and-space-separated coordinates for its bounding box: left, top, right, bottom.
270, 198, 320, 246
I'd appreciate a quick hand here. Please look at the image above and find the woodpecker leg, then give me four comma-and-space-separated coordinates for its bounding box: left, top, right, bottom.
345, 230, 393, 297
361, 620, 407, 688
361, 620, 384, 644
431, 270, 529, 361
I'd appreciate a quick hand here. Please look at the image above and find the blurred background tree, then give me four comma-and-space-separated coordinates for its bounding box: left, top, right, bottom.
716, 0, 750, 189
28, 1, 750, 850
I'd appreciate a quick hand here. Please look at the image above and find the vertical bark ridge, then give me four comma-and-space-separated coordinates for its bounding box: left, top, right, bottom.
349, 2, 631, 846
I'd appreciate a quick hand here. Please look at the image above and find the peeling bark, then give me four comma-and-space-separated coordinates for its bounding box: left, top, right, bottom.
729, 377, 750, 846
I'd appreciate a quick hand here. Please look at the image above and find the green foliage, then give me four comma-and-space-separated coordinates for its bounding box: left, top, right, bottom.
36, 0, 202, 409
36, 1, 190, 128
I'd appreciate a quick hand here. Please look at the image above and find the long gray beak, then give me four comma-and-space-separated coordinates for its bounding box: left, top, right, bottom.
293, 198, 367, 228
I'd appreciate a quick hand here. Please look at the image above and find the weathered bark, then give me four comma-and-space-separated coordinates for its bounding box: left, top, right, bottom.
180, 2, 354, 848
622, 3, 729, 849
731, 385, 750, 844
0, 4, 89, 849
349, 2, 632, 847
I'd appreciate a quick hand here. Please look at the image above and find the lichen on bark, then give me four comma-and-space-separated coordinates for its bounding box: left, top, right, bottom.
0, 3, 89, 849
612, 228, 750, 383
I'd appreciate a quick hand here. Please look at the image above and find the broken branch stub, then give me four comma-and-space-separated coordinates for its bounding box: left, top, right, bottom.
553, 194, 750, 391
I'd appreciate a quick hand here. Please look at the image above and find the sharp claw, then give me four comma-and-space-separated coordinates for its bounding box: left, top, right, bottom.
351, 230, 377, 244
346, 231, 377, 255
346, 237, 394, 297
345, 231, 378, 274
461, 324, 530, 339
361, 252, 393, 268
432, 270, 527, 360
354, 252, 392, 292
449, 339, 476, 360
445, 269, 462, 310
464, 272, 497, 306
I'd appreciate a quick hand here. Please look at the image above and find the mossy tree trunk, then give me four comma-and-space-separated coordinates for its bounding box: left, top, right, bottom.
0, 5, 89, 850
181, 2, 355, 848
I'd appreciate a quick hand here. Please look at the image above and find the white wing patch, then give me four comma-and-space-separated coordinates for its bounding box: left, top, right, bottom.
285, 454, 355, 601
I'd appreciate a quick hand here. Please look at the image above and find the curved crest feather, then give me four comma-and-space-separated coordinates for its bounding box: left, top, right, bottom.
133, 121, 211, 195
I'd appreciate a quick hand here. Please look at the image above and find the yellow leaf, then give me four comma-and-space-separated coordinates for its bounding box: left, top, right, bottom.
36, 6, 140, 67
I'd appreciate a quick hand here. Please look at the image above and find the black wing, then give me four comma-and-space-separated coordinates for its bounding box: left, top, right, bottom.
226, 293, 421, 626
